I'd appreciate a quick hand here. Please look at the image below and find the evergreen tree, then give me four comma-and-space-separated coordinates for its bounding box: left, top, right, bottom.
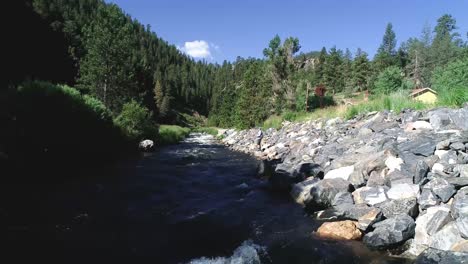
323, 47, 344, 94
352, 48, 370, 92
374, 23, 397, 71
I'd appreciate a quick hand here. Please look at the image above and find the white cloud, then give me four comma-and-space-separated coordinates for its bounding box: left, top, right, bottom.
178, 40, 220, 60
178, 40, 211, 59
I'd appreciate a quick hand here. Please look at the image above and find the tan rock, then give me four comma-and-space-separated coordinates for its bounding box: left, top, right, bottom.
451, 240, 468, 252
316, 220, 363, 240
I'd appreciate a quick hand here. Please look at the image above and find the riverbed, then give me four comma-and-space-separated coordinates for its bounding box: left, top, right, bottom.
0, 133, 411, 263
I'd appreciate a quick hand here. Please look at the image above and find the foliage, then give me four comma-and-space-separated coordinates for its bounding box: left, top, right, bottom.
192, 127, 218, 136
432, 57, 468, 106
158, 125, 190, 145
3, 81, 129, 177
374, 66, 404, 94
114, 100, 158, 140
344, 91, 428, 119
262, 115, 283, 130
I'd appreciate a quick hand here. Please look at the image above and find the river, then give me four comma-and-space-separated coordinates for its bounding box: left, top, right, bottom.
0, 133, 411, 263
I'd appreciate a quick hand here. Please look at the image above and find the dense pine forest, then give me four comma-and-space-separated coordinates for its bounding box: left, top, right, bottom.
2, 0, 468, 176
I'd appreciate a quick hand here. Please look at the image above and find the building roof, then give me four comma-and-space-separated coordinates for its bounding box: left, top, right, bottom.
410, 88, 438, 97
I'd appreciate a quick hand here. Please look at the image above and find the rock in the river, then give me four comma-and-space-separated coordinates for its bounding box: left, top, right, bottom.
352, 186, 388, 206
415, 248, 468, 264
139, 139, 154, 151
429, 221, 465, 250
290, 178, 319, 205
308, 178, 353, 208
375, 198, 419, 219
451, 187, 468, 219
363, 214, 416, 249
387, 183, 420, 200
323, 165, 354, 181
456, 216, 468, 239
316, 220, 363, 240
335, 203, 383, 231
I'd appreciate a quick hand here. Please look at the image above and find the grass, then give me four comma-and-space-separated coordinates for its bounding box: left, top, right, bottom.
262, 91, 434, 128
158, 125, 191, 145
344, 91, 430, 119
192, 127, 219, 136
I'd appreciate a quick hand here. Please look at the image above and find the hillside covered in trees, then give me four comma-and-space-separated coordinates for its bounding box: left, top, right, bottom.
2, 0, 468, 175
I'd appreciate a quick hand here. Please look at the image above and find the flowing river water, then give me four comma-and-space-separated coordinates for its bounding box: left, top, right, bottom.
1, 134, 411, 263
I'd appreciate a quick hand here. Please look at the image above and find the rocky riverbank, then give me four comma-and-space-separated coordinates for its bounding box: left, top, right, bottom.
221, 106, 468, 262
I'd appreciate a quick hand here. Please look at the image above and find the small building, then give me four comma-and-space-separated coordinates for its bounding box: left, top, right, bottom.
410, 88, 438, 104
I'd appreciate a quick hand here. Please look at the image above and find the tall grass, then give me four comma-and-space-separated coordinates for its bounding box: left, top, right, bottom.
344, 91, 429, 119
158, 125, 191, 145
192, 127, 218, 136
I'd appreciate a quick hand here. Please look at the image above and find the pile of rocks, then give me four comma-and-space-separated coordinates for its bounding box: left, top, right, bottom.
222, 106, 468, 261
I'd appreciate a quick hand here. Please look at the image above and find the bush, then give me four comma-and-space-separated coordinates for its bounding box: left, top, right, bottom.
114, 100, 158, 140
374, 66, 404, 94
432, 58, 468, 107
193, 127, 218, 136
158, 125, 190, 145
262, 115, 283, 130
3, 81, 129, 179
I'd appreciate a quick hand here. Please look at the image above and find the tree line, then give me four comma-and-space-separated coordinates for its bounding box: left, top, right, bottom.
6, 0, 468, 131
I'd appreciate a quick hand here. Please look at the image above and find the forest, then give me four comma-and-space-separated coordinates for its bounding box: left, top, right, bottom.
2, 0, 468, 176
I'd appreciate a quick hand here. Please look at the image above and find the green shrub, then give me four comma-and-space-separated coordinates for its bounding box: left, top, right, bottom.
114, 100, 158, 140
432, 58, 468, 107
374, 66, 404, 94
158, 125, 190, 145
193, 127, 218, 136
262, 115, 283, 130
4, 81, 129, 178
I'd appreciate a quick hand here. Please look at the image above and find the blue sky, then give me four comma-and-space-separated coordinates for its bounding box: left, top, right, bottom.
108, 0, 468, 63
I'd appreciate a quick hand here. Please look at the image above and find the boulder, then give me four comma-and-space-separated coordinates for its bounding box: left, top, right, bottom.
458, 164, 468, 178
323, 165, 354, 181
375, 198, 418, 219
451, 187, 468, 219
308, 178, 353, 208
436, 139, 451, 150
316, 220, 362, 240
456, 216, 468, 239
415, 248, 468, 264
385, 156, 404, 172
331, 191, 354, 207
418, 188, 440, 210
138, 139, 154, 151
414, 160, 430, 184
399, 136, 436, 157
446, 177, 468, 189
366, 170, 386, 187
335, 203, 383, 231
429, 221, 465, 251
424, 178, 456, 203
387, 183, 420, 200
352, 186, 388, 206
363, 214, 416, 249
451, 240, 468, 253
450, 142, 466, 151
290, 178, 319, 205
410, 121, 433, 130
270, 163, 305, 190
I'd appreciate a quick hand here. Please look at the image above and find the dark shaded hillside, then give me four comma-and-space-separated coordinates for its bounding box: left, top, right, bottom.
4, 0, 75, 88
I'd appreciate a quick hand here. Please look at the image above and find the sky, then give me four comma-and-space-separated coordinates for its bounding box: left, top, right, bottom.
108, 0, 468, 63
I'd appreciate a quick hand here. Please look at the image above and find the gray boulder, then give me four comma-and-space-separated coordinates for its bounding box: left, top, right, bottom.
138, 139, 154, 151
363, 214, 416, 249
375, 198, 419, 219
429, 221, 465, 250
308, 178, 353, 208
290, 178, 319, 205
451, 187, 468, 219
451, 141, 466, 151
414, 160, 430, 184
424, 178, 456, 203
352, 186, 389, 206
456, 216, 468, 239
335, 203, 383, 231
418, 188, 440, 210
415, 248, 468, 264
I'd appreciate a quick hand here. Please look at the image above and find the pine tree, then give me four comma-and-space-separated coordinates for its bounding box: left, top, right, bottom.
374, 23, 397, 71
352, 48, 370, 92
